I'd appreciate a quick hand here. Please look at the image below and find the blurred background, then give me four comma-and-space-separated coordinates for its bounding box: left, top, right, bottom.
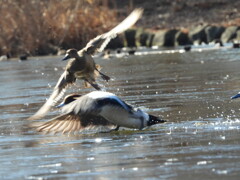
0, 0, 239, 57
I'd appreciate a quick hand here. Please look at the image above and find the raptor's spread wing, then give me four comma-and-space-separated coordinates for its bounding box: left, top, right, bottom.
83, 8, 143, 54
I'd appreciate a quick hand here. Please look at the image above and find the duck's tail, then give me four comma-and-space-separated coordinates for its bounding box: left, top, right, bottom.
147, 115, 166, 126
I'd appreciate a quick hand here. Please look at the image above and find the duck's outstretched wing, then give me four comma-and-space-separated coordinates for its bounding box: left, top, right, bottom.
83, 8, 143, 54
28, 71, 76, 120
31, 113, 114, 134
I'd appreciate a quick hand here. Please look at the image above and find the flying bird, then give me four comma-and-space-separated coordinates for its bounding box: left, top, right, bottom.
31, 91, 166, 134
28, 8, 143, 120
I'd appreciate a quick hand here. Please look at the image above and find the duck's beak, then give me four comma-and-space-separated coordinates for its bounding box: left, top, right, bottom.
62, 54, 70, 61
56, 102, 65, 108
231, 93, 240, 99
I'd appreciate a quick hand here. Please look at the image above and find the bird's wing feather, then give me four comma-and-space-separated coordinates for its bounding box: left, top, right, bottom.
84, 8, 143, 54
31, 113, 114, 134
28, 71, 75, 120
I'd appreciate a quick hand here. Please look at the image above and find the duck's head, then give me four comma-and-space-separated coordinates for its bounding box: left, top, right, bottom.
57, 94, 81, 108
62, 49, 78, 61
231, 93, 240, 100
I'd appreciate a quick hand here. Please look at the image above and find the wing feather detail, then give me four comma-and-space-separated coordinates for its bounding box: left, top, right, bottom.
28, 71, 75, 120
84, 8, 143, 54
31, 113, 114, 134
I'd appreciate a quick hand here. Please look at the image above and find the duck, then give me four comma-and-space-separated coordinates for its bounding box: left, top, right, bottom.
62, 48, 110, 90
184, 45, 191, 52
31, 91, 166, 134
19, 53, 28, 61
28, 8, 143, 120
232, 42, 240, 48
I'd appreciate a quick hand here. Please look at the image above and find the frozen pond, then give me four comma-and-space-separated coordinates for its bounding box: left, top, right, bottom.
0, 47, 240, 179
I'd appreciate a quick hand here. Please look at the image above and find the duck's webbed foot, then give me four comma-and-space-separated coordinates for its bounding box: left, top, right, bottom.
84, 79, 101, 90
100, 72, 110, 82
95, 68, 110, 82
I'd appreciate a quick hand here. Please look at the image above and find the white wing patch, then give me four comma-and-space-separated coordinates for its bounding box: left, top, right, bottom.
87, 91, 131, 111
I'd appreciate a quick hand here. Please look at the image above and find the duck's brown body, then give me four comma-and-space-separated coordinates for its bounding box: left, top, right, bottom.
65, 51, 95, 76
63, 49, 106, 90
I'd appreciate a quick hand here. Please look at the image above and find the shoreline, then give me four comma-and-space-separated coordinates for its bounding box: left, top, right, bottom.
5, 24, 239, 61
1, 0, 240, 59
1, 41, 238, 62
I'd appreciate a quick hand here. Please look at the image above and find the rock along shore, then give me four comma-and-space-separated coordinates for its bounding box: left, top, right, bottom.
106, 25, 240, 49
